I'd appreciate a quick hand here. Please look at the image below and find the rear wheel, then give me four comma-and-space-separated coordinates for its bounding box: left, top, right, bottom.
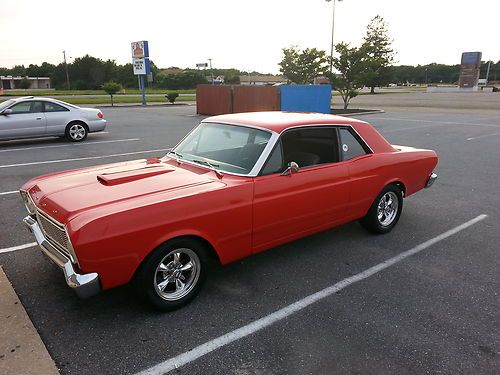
65, 122, 88, 142
360, 185, 403, 234
137, 238, 208, 311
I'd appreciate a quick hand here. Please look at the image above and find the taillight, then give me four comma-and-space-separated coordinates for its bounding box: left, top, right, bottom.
97, 111, 103, 119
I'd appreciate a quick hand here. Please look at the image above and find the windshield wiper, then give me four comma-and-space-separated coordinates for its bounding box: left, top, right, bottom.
192, 159, 224, 177
168, 150, 184, 163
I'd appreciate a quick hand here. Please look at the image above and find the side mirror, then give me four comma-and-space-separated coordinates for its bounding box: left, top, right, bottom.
281, 161, 300, 176
1, 109, 12, 115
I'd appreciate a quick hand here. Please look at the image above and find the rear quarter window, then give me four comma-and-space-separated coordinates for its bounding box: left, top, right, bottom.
339, 128, 369, 161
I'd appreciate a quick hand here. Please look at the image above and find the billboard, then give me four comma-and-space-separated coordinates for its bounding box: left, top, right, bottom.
458, 51, 482, 88
131, 41, 151, 76
461, 52, 481, 66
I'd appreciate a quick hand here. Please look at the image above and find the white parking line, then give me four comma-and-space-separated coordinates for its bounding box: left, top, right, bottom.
0, 190, 18, 196
375, 117, 500, 128
466, 132, 500, 141
381, 124, 437, 133
136, 214, 488, 375
0, 242, 37, 255
0, 138, 140, 153
0, 149, 170, 169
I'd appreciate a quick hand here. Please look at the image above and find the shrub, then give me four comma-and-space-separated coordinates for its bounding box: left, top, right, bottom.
102, 81, 122, 106
166, 92, 179, 104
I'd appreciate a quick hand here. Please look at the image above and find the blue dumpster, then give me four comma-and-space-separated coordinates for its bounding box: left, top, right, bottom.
280, 85, 332, 114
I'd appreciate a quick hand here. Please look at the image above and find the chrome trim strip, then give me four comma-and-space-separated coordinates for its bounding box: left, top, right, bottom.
23, 215, 100, 298
168, 122, 279, 178
167, 121, 373, 178
278, 123, 374, 154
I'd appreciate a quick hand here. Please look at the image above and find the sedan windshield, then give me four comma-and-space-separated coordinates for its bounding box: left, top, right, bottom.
0, 100, 15, 112
170, 122, 272, 175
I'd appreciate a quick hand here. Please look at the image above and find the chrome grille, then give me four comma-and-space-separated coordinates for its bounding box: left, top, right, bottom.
36, 210, 70, 258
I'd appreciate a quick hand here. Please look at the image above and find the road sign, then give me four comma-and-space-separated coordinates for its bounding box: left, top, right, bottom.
130, 40, 150, 105
196, 63, 208, 68
133, 58, 151, 75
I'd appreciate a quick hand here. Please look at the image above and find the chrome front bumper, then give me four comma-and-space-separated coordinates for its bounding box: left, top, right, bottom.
23, 215, 101, 298
425, 172, 438, 188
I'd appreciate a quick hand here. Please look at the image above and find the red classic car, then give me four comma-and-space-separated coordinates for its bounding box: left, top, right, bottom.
21, 112, 438, 310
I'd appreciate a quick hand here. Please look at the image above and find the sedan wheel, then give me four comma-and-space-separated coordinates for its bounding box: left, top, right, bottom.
66, 123, 88, 142
377, 191, 399, 227
360, 185, 403, 234
154, 248, 201, 301
138, 238, 209, 311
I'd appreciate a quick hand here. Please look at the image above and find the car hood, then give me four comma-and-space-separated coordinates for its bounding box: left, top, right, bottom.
26, 158, 224, 223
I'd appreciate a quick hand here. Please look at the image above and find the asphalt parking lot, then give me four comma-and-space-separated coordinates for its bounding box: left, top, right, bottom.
0, 103, 499, 374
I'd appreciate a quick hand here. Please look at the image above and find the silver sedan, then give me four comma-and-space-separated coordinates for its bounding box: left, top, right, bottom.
0, 96, 106, 142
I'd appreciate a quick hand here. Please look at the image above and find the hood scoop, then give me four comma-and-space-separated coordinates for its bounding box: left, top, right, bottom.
97, 167, 174, 186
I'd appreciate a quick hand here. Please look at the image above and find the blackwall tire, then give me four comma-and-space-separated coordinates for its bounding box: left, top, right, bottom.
360, 185, 403, 234
137, 238, 209, 311
65, 122, 88, 142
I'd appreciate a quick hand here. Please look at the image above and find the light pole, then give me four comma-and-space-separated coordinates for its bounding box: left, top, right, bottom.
485, 60, 492, 84
326, 0, 342, 72
208, 58, 214, 85
62, 50, 70, 90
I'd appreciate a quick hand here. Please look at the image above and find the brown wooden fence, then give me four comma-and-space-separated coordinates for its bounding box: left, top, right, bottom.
196, 84, 280, 115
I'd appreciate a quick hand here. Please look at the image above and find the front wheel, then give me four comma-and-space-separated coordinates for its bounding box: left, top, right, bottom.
65, 122, 88, 142
137, 238, 208, 311
360, 185, 403, 234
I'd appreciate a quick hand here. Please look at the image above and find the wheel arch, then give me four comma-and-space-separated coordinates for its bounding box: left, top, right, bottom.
66, 119, 89, 130
136, 233, 221, 274
391, 180, 406, 197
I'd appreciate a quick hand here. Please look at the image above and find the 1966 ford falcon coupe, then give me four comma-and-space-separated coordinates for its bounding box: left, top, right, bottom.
21, 112, 438, 310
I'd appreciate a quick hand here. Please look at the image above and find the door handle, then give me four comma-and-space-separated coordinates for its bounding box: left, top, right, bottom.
36, 117, 42, 120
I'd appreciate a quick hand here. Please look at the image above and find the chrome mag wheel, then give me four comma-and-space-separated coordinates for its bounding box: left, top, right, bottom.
377, 191, 399, 227
69, 124, 87, 141
154, 248, 201, 301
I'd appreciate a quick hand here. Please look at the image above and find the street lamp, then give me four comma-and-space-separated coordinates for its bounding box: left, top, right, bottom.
326, 0, 342, 72
208, 58, 214, 85
62, 50, 70, 90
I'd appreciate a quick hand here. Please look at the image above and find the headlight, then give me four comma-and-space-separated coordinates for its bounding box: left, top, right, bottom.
20, 190, 36, 215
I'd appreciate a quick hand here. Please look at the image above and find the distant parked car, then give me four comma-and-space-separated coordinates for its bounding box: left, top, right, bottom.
0, 96, 106, 142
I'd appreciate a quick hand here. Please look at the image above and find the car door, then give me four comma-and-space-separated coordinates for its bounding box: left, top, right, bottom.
43, 101, 71, 136
252, 126, 350, 253
0, 100, 46, 140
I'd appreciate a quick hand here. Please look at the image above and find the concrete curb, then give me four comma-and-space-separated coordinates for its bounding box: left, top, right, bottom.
331, 109, 385, 117
95, 102, 194, 108
0, 267, 59, 375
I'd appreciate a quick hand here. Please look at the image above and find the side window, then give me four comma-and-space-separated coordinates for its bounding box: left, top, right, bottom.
339, 128, 368, 161
281, 127, 339, 168
261, 141, 283, 175
9, 102, 32, 114
44, 102, 69, 112
31, 101, 44, 113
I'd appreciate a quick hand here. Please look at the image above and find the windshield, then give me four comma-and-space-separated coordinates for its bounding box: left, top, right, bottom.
0, 100, 15, 112
170, 122, 272, 175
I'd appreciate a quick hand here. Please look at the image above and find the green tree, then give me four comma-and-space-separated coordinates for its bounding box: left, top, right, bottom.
362, 15, 395, 93
279, 46, 329, 84
156, 71, 207, 90
19, 78, 31, 90
102, 81, 122, 106
327, 43, 370, 109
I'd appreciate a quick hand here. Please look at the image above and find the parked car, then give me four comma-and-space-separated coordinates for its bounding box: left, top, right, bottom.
0, 96, 106, 142
20, 112, 438, 310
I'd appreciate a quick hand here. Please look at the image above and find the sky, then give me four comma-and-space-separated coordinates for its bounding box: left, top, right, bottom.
1, 0, 499, 73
